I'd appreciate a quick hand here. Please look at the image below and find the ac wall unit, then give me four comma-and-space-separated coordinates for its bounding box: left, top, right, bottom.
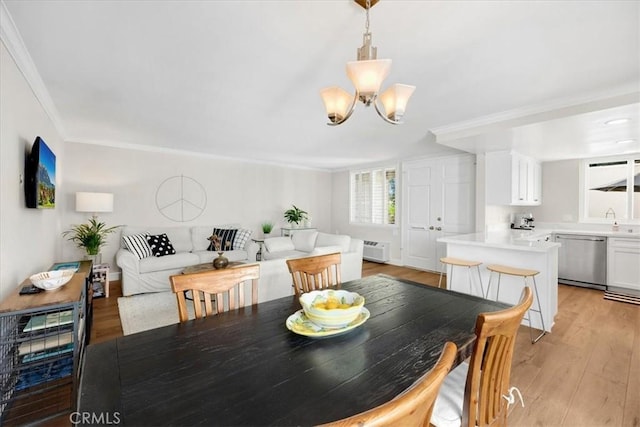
363, 240, 390, 263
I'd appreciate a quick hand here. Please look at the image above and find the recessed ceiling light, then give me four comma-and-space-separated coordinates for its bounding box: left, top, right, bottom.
605, 118, 630, 125
616, 139, 635, 144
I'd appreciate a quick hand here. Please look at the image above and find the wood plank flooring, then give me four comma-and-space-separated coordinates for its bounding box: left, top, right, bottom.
43, 262, 640, 426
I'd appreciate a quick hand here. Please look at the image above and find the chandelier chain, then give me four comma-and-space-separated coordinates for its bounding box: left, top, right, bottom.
365, 0, 371, 33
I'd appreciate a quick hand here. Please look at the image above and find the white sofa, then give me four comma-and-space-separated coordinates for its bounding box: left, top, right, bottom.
116, 226, 364, 303
116, 225, 258, 296
262, 230, 363, 283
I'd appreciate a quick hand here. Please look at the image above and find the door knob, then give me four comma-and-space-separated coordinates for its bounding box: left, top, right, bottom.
429, 226, 434, 230
435, 227, 442, 231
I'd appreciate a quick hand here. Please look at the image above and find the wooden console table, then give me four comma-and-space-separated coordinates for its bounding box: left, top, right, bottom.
0, 260, 92, 425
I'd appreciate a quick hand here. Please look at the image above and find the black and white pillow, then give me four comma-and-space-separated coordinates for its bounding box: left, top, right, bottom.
122, 233, 152, 260
233, 229, 252, 250
207, 228, 237, 251
147, 233, 177, 257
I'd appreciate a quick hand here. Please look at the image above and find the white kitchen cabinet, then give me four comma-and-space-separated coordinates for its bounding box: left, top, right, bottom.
486, 151, 541, 206
607, 238, 640, 291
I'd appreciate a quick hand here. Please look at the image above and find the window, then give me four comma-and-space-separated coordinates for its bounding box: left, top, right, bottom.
350, 167, 396, 225
583, 156, 639, 222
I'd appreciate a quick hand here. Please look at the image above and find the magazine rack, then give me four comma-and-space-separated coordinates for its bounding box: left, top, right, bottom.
0, 261, 92, 425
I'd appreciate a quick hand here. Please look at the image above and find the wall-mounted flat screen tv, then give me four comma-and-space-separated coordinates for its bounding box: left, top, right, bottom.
25, 136, 56, 209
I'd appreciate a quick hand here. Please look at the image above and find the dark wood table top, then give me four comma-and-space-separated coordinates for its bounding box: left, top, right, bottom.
79, 274, 508, 426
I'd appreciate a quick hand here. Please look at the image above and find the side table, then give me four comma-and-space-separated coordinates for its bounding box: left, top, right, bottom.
92, 263, 110, 298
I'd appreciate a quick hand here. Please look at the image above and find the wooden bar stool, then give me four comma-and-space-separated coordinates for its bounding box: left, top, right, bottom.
438, 257, 485, 297
485, 264, 546, 344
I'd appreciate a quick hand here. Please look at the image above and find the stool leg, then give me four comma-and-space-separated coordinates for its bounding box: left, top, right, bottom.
496, 273, 502, 303
467, 266, 473, 296
485, 271, 493, 299
438, 263, 446, 289
475, 265, 485, 299
527, 276, 546, 344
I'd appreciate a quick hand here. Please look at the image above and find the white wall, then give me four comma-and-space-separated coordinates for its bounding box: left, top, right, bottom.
62, 142, 333, 272
530, 159, 580, 223
0, 42, 65, 301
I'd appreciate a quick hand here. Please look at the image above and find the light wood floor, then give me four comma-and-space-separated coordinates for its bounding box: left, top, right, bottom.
75, 262, 640, 425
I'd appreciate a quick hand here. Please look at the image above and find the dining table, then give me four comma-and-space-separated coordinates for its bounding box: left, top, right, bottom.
78, 274, 509, 426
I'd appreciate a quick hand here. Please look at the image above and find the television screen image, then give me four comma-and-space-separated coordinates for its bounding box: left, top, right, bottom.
25, 136, 56, 209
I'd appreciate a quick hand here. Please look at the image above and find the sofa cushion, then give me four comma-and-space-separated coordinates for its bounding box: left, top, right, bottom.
262, 250, 306, 261
147, 233, 177, 257
310, 245, 343, 256
138, 252, 200, 274
292, 231, 318, 252
264, 237, 295, 253
122, 233, 152, 259
122, 226, 193, 253
208, 228, 237, 251
193, 250, 249, 264
233, 229, 253, 250
316, 232, 351, 253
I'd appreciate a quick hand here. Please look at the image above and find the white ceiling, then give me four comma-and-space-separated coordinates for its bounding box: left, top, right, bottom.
2, 0, 639, 170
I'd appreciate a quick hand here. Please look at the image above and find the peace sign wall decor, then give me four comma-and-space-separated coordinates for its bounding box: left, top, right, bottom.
155, 175, 207, 222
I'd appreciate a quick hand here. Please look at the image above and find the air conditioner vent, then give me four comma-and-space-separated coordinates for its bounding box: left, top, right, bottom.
363, 241, 390, 263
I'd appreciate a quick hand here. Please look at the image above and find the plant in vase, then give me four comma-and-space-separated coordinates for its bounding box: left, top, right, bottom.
261, 221, 274, 238
284, 205, 308, 228
208, 234, 232, 269
62, 218, 120, 264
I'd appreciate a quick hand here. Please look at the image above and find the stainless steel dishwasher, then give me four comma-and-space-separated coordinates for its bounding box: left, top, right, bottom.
555, 234, 607, 290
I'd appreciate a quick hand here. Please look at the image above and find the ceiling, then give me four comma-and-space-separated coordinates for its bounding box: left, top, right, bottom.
2, 0, 639, 170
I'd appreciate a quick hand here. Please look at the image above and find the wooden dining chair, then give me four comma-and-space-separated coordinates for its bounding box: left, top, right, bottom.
286, 252, 341, 296
431, 287, 533, 427
320, 341, 457, 427
169, 263, 260, 322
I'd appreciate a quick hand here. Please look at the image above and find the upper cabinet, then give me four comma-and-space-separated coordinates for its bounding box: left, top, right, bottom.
486, 151, 542, 206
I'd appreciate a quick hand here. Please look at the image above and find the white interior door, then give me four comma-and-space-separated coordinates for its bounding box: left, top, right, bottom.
402, 155, 475, 272
403, 161, 440, 271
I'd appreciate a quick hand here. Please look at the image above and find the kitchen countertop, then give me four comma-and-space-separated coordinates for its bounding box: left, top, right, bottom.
438, 230, 560, 252
438, 228, 640, 252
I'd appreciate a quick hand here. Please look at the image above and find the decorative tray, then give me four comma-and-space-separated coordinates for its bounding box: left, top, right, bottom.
285, 307, 370, 339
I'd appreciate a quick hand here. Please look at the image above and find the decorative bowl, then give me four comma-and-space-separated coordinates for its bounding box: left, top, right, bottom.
30, 270, 75, 291
299, 290, 365, 329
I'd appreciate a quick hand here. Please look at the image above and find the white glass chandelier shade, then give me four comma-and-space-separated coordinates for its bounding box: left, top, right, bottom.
346, 59, 391, 105
320, 86, 354, 122
378, 83, 416, 120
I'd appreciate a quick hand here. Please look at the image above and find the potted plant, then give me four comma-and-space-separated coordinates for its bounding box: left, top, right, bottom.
283, 205, 308, 227
63, 218, 120, 264
261, 221, 274, 238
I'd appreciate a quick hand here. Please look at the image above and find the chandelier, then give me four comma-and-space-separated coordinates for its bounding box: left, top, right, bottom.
320, 0, 416, 126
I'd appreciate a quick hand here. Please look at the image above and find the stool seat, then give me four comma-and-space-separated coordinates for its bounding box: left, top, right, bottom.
440, 257, 482, 268
485, 264, 545, 344
486, 264, 539, 278
438, 257, 484, 297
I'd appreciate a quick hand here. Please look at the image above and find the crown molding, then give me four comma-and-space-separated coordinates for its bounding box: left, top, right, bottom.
0, 0, 67, 139
431, 84, 640, 143
65, 138, 334, 173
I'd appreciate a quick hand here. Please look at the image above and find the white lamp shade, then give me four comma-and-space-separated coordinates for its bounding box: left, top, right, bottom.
346, 59, 391, 98
379, 84, 416, 120
320, 86, 354, 121
76, 192, 114, 213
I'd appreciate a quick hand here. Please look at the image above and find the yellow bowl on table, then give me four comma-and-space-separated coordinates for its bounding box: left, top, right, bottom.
299, 289, 365, 329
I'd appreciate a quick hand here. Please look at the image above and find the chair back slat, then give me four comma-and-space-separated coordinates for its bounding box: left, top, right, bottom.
170, 264, 260, 322
286, 253, 342, 296
462, 287, 533, 427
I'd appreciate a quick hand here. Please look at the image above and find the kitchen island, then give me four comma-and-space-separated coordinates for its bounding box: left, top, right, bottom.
438, 230, 560, 332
